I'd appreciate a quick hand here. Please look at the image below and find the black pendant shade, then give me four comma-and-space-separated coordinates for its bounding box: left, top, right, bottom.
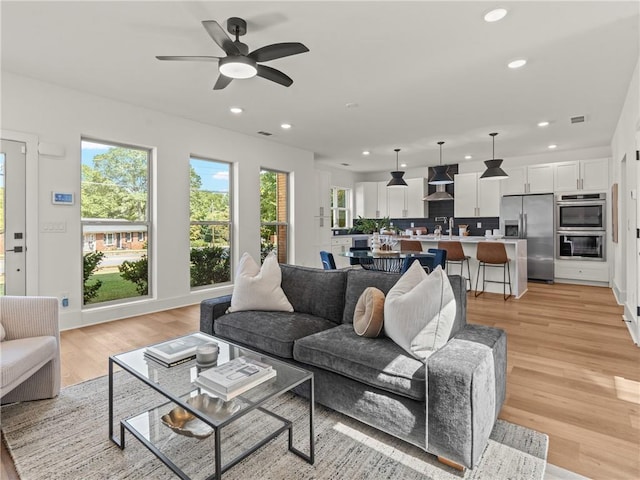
387, 148, 408, 187
428, 141, 453, 185
480, 133, 508, 180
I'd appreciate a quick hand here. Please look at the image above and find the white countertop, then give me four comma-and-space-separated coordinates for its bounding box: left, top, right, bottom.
414, 235, 524, 244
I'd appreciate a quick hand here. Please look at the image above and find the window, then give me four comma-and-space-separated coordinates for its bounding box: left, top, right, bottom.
331, 187, 351, 228
138, 232, 145, 242
189, 157, 231, 288
260, 169, 288, 263
81, 139, 150, 306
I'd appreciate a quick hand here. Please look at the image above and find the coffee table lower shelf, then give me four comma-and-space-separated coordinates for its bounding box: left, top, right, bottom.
112, 402, 312, 480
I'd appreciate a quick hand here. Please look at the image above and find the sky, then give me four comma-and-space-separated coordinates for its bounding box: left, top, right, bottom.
81, 141, 229, 192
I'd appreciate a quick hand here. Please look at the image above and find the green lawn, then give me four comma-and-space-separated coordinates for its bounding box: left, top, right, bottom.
85, 272, 140, 304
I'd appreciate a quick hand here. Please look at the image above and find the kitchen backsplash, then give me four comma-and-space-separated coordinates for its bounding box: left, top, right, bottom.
336, 217, 500, 237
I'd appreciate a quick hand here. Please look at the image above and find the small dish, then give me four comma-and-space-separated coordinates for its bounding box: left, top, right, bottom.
161, 393, 240, 439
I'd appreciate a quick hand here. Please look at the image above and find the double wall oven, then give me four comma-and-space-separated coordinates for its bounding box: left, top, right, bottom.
556, 193, 606, 261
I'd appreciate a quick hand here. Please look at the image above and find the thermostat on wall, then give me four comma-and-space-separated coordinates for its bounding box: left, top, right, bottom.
52, 192, 74, 205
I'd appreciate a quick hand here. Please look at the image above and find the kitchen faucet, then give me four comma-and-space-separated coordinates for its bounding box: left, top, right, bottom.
448, 217, 454, 238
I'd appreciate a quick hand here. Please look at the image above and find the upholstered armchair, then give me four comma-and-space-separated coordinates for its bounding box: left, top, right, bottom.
0, 296, 60, 404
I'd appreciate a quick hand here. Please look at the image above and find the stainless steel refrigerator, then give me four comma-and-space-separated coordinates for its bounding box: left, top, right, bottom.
500, 193, 554, 282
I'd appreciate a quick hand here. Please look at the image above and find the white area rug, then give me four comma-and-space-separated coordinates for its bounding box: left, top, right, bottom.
1, 374, 547, 479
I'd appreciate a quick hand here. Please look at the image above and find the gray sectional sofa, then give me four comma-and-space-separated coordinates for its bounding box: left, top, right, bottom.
200, 264, 506, 469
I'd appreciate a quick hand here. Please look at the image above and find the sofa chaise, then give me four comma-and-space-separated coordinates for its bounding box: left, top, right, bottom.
200, 264, 506, 469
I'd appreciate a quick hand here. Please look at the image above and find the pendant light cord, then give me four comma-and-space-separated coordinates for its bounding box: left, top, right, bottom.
395, 148, 400, 169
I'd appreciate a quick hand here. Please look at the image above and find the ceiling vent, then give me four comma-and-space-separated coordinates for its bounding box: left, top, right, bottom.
570, 115, 586, 124
257, 131, 273, 136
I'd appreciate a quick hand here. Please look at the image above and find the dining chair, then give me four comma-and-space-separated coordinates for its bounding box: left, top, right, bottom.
400, 253, 439, 274
399, 239, 423, 252
475, 242, 512, 300
319, 251, 337, 270
427, 248, 448, 270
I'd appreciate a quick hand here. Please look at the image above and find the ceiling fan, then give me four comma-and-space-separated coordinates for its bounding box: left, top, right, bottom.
156, 17, 309, 90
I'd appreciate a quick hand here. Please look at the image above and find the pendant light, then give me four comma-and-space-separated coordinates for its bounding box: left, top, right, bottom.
480, 132, 508, 180
387, 148, 408, 187
428, 141, 453, 185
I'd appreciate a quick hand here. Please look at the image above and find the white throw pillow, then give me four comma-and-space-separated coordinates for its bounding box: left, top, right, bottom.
384, 262, 457, 361
228, 252, 293, 313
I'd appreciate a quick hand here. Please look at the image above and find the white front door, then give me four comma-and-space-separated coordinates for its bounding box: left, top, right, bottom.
0, 139, 27, 295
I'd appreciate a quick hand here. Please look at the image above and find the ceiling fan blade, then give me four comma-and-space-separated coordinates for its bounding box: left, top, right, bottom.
256, 65, 293, 87
213, 74, 233, 90
156, 56, 221, 62
202, 20, 240, 55
248, 42, 309, 62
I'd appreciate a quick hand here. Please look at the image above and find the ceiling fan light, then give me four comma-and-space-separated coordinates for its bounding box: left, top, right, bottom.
219, 56, 257, 79
387, 171, 408, 187
480, 159, 508, 180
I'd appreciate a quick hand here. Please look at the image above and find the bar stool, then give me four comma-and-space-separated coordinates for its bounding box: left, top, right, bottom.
399, 239, 423, 252
475, 242, 512, 300
438, 241, 471, 291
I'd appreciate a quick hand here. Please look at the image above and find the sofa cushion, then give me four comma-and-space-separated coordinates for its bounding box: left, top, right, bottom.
343, 269, 401, 324
353, 287, 385, 337
228, 252, 293, 313
280, 264, 347, 324
384, 263, 456, 361
293, 324, 426, 401
0, 336, 57, 390
214, 311, 337, 359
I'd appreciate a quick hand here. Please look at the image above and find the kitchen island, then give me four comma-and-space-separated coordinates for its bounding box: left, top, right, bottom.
415, 235, 528, 299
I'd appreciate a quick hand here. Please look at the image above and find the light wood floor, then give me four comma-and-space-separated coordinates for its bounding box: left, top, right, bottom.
2, 282, 639, 479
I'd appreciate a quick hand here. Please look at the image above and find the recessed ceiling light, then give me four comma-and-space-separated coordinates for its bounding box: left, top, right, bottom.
538, 121, 549, 127
400, 163, 407, 168
362, 150, 370, 156
464, 155, 472, 160
548, 144, 557, 149
508, 59, 527, 69
280, 123, 292, 129
484, 8, 507, 22
229, 106, 243, 114
345, 102, 359, 109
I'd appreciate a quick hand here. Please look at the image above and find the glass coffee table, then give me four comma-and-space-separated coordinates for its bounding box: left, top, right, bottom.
109, 333, 314, 480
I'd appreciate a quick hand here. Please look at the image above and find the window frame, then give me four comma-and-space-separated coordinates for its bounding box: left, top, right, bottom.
330, 186, 352, 229
189, 156, 233, 290
260, 168, 289, 264
80, 137, 152, 308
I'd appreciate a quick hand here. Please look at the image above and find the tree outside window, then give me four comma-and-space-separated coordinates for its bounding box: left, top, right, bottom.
260, 169, 288, 263
189, 158, 231, 288
81, 139, 150, 305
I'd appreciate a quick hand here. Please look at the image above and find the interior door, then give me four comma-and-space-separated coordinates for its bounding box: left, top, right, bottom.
0, 139, 27, 295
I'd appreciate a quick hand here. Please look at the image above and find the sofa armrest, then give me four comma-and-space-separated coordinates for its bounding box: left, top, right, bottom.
427, 325, 507, 468
200, 295, 232, 335
1, 296, 59, 341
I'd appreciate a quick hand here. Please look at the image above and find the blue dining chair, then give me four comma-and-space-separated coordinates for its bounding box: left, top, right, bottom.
319, 251, 337, 270
427, 248, 448, 270
400, 254, 435, 274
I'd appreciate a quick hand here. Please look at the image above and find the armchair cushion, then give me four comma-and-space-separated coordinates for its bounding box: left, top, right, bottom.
1, 336, 57, 394
0, 322, 5, 341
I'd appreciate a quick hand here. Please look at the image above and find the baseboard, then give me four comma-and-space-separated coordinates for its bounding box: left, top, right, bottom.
612, 280, 625, 305
623, 302, 639, 346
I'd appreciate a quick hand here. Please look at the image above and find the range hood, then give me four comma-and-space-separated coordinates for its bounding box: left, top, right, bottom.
423, 184, 453, 201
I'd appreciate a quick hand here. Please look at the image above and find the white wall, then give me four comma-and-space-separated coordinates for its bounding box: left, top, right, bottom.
611, 57, 640, 344
1, 72, 317, 330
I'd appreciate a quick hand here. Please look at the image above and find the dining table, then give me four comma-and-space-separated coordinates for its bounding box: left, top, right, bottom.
339, 250, 436, 273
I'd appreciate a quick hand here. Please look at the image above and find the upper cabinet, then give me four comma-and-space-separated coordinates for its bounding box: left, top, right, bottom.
355, 178, 426, 219
554, 158, 609, 193
315, 170, 331, 217
454, 173, 500, 217
501, 164, 554, 195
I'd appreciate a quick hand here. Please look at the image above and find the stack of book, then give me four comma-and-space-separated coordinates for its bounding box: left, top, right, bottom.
144, 333, 212, 367
194, 356, 276, 401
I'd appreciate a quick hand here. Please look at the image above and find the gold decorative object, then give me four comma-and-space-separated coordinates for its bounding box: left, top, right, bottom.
161, 393, 240, 439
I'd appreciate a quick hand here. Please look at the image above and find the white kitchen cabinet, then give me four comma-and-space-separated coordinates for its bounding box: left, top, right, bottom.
555, 259, 609, 284
554, 158, 609, 193
454, 173, 501, 217
315, 171, 331, 217
405, 178, 426, 217
377, 181, 389, 218
387, 186, 405, 218
355, 182, 379, 218
331, 236, 352, 269
501, 164, 553, 194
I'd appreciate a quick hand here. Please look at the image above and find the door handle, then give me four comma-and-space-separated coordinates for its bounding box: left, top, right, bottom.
6, 246, 23, 253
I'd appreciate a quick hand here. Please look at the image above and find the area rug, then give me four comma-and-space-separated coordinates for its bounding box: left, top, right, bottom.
1, 374, 547, 480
